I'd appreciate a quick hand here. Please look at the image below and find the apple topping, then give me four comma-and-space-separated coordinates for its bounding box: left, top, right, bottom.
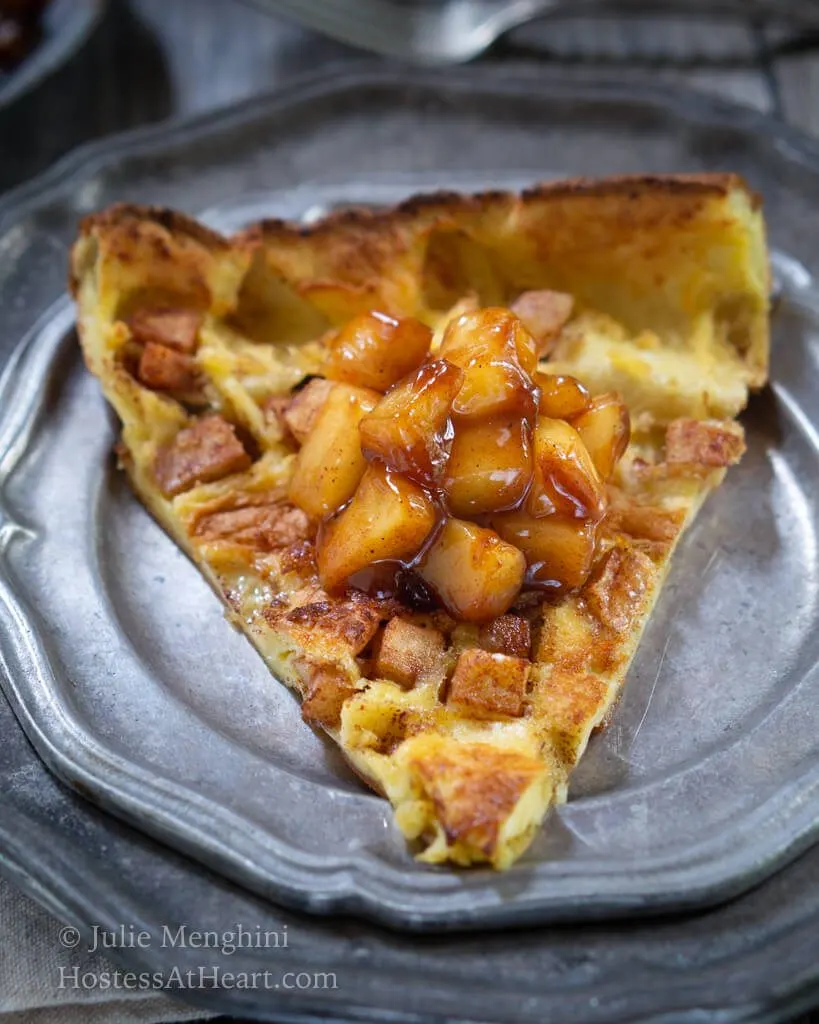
491, 510, 598, 592
417, 518, 526, 623
573, 393, 631, 480
288, 383, 380, 518
316, 463, 437, 592
325, 311, 432, 392
527, 416, 606, 521
284, 305, 630, 618
359, 360, 464, 486
439, 307, 537, 420
443, 415, 532, 516
536, 372, 591, 420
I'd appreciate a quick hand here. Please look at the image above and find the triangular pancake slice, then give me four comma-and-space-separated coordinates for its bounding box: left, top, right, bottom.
71, 175, 768, 869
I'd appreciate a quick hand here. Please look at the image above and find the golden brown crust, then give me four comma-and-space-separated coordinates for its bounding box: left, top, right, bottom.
235, 173, 769, 392
408, 741, 547, 855
583, 546, 655, 635
243, 174, 758, 242
530, 669, 610, 765
665, 417, 746, 466
75, 203, 231, 260
265, 589, 384, 659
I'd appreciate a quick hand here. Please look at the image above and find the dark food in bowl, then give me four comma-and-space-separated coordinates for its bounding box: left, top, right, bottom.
0, 0, 50, 73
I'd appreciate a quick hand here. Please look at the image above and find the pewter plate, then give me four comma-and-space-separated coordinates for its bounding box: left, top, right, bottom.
1, 66, 818, 931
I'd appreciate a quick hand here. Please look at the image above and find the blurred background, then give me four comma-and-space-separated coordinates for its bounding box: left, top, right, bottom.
3, 0, 819, 194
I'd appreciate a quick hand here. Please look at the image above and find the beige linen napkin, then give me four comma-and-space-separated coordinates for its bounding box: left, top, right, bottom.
0, 877, 216, 1023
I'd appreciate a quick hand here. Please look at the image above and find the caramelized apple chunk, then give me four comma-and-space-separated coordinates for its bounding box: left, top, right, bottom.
288, 383, 380, 519
536, 373, 591, 420
317, 464, 437, 592
527, 416, 606, 521
573, 393, 631, 480
439, 308, 537, 420
325, 311, 432, 392
359, 360, 463, 485
295, 303, 630, 620
492, 510, 598, 592
418, 518, 526, 622
443, 416, 533, 516
511, 290, 573, 356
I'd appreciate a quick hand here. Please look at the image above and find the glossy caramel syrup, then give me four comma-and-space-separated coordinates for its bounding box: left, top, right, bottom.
318, 354, 607, 611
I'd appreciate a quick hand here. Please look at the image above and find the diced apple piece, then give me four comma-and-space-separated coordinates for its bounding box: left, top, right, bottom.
511, 290, 573, 356
154, 415, 251, 498
443, 416, 533, 516
325, 311, 432, 391
527, 416, 606, 520
491, 510, 598, 592
129, 308, 202, 354
301, 668, 357, 730
317, 464, 437, 592
288, 384, 380, 519
137, 342, 200, 393
573, 393, 631, 480
536, 372, 591, 420
448, 648, 530, 719
430, 293, 478, 352
373, 617, 445, 689
282, 377, 335, 443
439, 308, 537, 420
479, 614, 532, 659
418, 518, 526, 622
359, 360, 463, 485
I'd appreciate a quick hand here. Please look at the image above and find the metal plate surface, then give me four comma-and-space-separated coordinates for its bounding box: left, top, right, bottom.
0, 65, 818, 931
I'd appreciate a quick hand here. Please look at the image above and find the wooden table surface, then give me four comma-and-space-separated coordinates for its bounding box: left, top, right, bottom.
2, 0, 819, 197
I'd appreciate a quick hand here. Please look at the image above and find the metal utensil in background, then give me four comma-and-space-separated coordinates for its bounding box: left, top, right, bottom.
240, 0, 819, 64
